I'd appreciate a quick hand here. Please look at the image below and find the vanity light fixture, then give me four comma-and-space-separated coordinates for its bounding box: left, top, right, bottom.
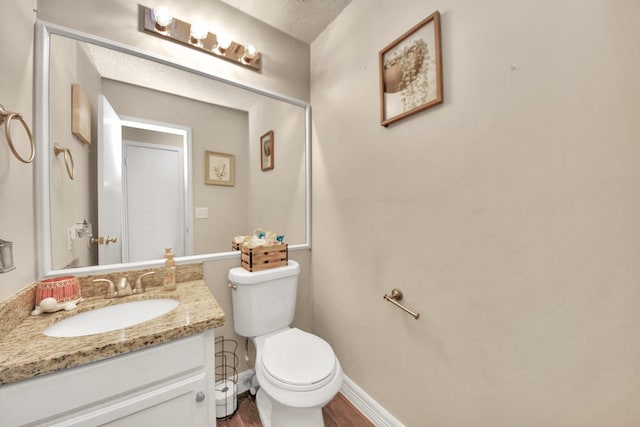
142, 5, 262, 72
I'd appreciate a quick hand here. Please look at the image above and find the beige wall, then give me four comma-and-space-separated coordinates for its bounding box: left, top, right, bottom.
49, 36, 100, 269
0, 0, 36, 296
311, 0, 640, 426
36, 0, 309, 102
248, 97, 307, 245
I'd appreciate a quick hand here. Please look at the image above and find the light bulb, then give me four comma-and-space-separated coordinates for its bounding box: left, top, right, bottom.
154, 7, 172, 29
216, 32, 232, 52
245, 45, 257, 58
243, 44, 257, 62
190, 22, 208, 43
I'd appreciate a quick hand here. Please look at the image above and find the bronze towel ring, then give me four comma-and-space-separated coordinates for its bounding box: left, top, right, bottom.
53, 143, 75, 180
0, 104, 35, 164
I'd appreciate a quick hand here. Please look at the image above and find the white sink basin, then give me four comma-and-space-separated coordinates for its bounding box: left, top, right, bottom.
44, 299, 180, 338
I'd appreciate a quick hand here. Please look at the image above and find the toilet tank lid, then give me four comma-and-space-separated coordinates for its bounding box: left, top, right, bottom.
228, 260, 299, 284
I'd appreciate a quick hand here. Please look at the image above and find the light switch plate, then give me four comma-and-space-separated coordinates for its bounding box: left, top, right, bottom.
195, 207, 209, 219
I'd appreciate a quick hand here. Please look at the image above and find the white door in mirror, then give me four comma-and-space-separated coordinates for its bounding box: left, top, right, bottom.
43, 299, 180, 337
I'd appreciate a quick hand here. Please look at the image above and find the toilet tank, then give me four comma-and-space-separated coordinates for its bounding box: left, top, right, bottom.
228, 260, 300, 337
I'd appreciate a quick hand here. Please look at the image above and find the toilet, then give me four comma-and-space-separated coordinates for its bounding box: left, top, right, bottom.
228, 260, 343, 427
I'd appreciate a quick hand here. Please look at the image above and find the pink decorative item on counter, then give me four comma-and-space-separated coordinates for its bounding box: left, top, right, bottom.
36, 276, 81, 305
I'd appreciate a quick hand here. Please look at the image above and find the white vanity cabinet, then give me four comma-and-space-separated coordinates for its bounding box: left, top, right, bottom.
0, 330, 216, 426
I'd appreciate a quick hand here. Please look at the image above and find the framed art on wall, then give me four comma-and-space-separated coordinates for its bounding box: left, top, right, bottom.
260, 130, 274, 171
205, 151, 235, 186
379, 11, 443, 127
71, 83, 92, 144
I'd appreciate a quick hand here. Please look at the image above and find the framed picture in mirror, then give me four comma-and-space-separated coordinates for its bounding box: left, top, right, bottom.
260, 130, 274, 171
71, 83, 92, 144
205, 151, 235, 186
379, 11, 443, 127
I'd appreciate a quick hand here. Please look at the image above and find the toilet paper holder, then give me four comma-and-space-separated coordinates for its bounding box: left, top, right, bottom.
215, 336, 239, 419
383, 288, 420, 320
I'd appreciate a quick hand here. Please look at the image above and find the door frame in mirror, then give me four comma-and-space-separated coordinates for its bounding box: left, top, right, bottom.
118, 115, 194, 261
35, 20, 312, 278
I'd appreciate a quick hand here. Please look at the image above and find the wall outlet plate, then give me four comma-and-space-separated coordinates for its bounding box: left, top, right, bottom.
195, 207, 208, 219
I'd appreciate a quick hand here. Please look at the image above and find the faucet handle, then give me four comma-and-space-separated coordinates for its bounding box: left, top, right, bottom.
93, 278, 117, 299
134, 271, 155, 294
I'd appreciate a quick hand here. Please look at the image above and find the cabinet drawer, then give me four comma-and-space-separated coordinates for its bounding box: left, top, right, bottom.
51, 372, 210, 427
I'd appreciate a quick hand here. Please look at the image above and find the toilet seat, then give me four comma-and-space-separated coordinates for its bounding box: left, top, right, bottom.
261, 328, 337, 392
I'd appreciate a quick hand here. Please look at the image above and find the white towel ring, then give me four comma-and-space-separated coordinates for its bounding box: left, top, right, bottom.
53, 143, 75, 180
0, 104, 35, 164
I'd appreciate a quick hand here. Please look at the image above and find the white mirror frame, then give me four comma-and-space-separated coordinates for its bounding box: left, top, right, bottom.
35, 20, 312, 278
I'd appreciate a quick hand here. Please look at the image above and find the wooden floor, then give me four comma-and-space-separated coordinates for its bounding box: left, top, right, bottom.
217, 392, 374, 427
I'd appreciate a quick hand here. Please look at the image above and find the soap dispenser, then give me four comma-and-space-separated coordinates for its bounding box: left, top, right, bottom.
163, 247, 177, 290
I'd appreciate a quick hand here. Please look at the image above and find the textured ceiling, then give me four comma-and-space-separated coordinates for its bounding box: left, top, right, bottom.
219, 0, 351, 43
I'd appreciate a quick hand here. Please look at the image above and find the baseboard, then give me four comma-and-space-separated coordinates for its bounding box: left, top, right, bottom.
340, 375, 405, 427
234, 370, 404, 427
236, 369, 255, 395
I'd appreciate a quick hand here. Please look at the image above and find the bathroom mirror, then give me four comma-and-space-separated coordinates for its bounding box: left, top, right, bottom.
35, 21, 311, 278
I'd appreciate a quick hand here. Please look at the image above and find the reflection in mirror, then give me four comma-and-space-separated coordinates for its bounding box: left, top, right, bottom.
35, 21, 310, 278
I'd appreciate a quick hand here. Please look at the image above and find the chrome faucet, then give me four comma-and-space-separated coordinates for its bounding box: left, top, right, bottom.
133, 271, 155, 294
93, 276, 133, 299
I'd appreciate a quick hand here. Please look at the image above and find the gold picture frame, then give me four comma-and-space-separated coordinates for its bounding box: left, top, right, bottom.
379, 11, 443, 127
205, 151, 235, 186
71, 83, 92, 144
260, 130, 274, 171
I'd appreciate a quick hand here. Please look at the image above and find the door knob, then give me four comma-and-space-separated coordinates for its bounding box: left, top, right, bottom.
195, 391, 206, 403
90, 236, 118, 245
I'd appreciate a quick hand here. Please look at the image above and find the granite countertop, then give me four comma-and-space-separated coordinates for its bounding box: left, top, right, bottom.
0, 267, 225, 385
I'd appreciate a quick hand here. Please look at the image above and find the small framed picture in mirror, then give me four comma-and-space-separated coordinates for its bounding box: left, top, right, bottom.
260, 130, 274, 171
71, 84, 92, 144
205, 151, 235, 186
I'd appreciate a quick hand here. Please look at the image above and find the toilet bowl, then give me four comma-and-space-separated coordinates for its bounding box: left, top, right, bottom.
228, 260, 344, 426
252, 328, 343, 427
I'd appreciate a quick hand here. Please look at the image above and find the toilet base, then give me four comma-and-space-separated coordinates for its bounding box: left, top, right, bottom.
256, 388, 325, 427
